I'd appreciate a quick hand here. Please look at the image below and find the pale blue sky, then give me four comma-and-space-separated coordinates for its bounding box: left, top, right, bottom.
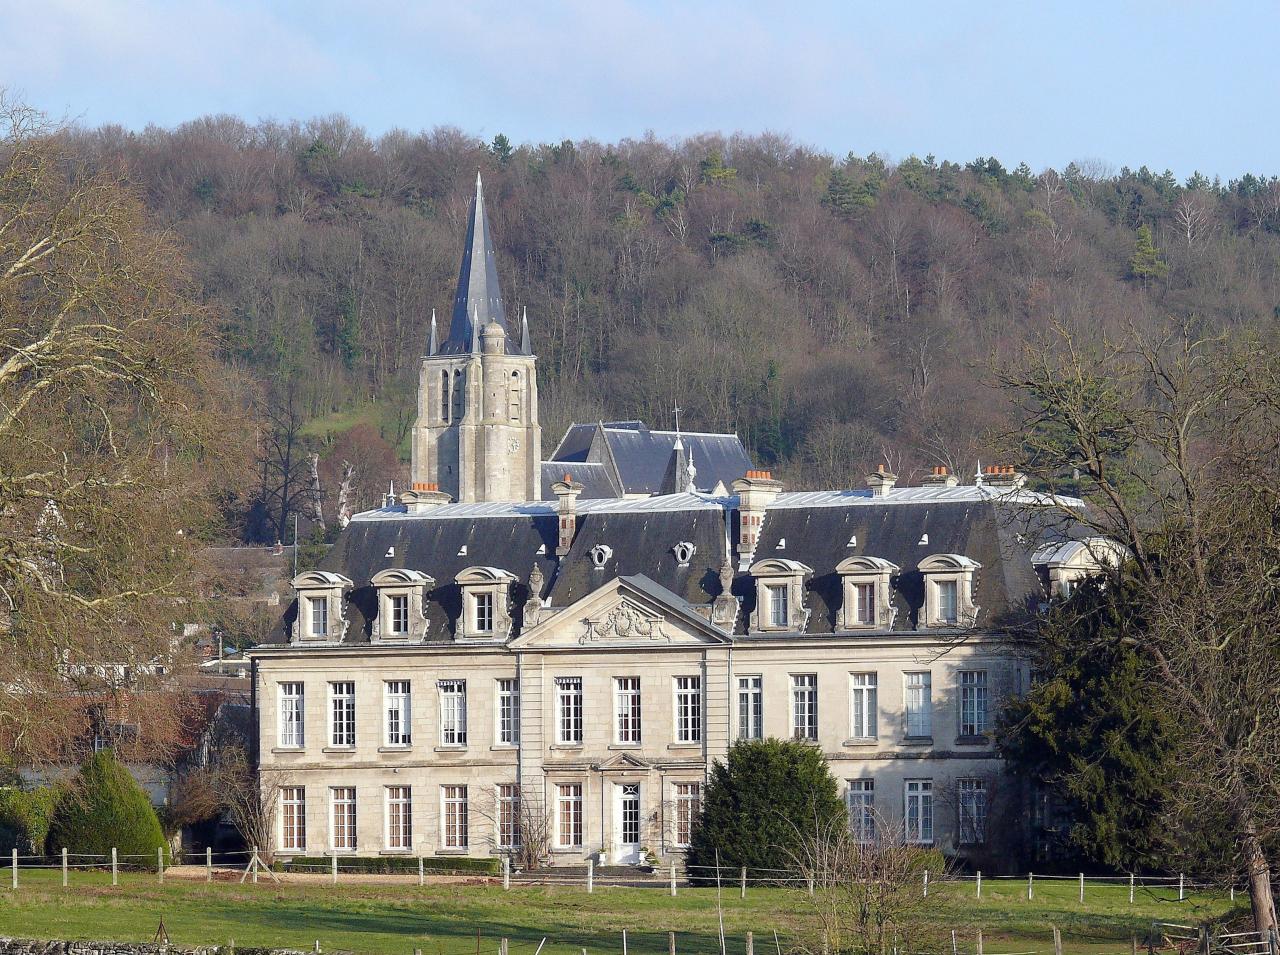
3, 0, 1273, 179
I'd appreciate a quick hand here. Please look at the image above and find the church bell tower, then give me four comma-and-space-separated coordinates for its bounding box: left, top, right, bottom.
410, 174, 542, 503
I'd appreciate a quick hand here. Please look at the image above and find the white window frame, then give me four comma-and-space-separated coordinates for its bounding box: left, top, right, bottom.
615, 677, 642, 744
384, 680, 411, 747
278, 682, 304, 749
280, 786, 306, 852
329, 681, 355, 748
330, 786, 356, 851
958, 778, 987, 845
441, 785, 468, 849
310, 595, 329, 637
849, 672, 877, 740
555, 677, 583, 745
854, 581, 876, 625
767, 583, 789, 628
556, 783, 583, 848
497, 783, 520, 849
904, 671, 932, 738
737, 675, 763, 740
496, 678, 520, 746
904, 779, 933, 845
388, 593, 409, 635
846, 780, 874, 844
386, 785, 412, 851
474, 591, 494, 634
438, 679, 467, 747
673, 782, 701, 848
937, 579, 958, 624
791, 673, 818, 741
959, 670, 989, 737
674, 675, 702, 743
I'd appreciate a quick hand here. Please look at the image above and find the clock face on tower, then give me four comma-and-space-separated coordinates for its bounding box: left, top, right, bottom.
508, 438, 520, 453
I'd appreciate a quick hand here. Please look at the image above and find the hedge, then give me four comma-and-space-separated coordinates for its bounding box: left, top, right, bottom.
0, 785, 60, 855
278, 855, 500, 875
46, 750, 167, 865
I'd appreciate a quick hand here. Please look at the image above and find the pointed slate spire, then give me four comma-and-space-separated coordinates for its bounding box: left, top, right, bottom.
428, 309, 439, 356
659, 435, 694, 495
520, 306, 532, 355
440, 172, 513, 354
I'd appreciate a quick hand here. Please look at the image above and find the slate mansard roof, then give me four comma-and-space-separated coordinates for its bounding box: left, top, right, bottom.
548, 421, 753, 497
269, 484, 1088, 647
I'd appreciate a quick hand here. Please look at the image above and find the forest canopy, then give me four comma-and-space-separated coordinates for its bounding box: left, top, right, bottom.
54, 114, 1280, 540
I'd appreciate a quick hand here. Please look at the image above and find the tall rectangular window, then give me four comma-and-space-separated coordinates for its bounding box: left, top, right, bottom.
442, 785, 468, 849
854, 582, 876, 625
279, 682, 304, 748
737, 675, 763, 740
849, 673, 877, 739
615, 677, 642, 744
792, 674, 818, 740
904, 779, 933, 844
904, 672, 932, 737
330, 786, 356, 850
556, 677, 583, 745
385, 680, 411, 747
675, 676, 702, 743
846, 780, 874, 844
768, 584, 789, 627
958, 778, 987, 845
496, 678, 520, 745
438, 680, 467, 746
937, 580, 959, 624
674, 782, 701, 847
310, 596, 329, 637
329, 681, 355, 747
280, 786, 306, 851
556, 783, 583, 848
474, 592, 494, 633
389, 594, 409, 635
386, 785, 412, 850
959, 670, 989, 736
497, 784, 520, 849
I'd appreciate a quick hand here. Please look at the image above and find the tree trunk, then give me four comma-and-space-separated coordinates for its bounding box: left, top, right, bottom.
1241, 821, 1276, 936
335, 461, 355, 529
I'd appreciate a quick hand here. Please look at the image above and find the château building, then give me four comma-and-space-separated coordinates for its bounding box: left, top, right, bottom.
250, 176, 1108, 870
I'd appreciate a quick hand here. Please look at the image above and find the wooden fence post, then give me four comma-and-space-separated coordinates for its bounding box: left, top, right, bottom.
1179, 873, 1185, 901
206, 846, 213, 883
418, 856, 424, 887
1079, 872, 1084, 904
976, 870, 982, 899
111, 847, 118, 886
670, 863, 677, 897
330, 852, 337, 885
923, 868, 929, 897
62, 847, 68, 888
747, 932, 754, 955
1130, 872, 1135, 904
1053, 926, 1063, 955
977, 931, 983, 955
622, 930, 627, 955
502, 856, 510, 890
741, 866, 747, 900
157, 846, 164, 883
587, 857, 594, 894
11, 847, 16, 889
1028, 871, 1034, 900
669, 931, 676, 955
251, 846, 258, 885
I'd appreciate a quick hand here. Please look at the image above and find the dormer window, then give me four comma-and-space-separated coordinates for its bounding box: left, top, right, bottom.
917, 554, 981, 629
454, 566, 516, 640
748, 559, 813, 633
1032, 537, 1126, 599
370, 569, 434, 644
290, 571, 353, 644
672, 542, 696, 565
835, 557, 899, 631
590, 545, 613, 569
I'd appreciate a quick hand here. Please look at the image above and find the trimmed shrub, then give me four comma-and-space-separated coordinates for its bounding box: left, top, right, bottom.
686, 738, 846, 881
278, 855, 499, 875
46, 750, 166, 865
0, 785, 60, 855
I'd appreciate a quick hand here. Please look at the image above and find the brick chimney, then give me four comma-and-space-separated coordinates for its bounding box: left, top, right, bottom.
982, 465, 1027, 489
922, 465, 959, 488
731, 470, 784, 564
866, 464, 897, 497
551, 474, 584, 556
399, 482, 452, 514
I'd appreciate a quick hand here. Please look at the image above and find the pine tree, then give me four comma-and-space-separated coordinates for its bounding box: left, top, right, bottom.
1129, 223, 1169, 284
46, 751, 166, 864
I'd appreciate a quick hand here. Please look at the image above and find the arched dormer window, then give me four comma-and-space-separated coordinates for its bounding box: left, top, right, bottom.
454, 566, 517, 640
748, 558, 813, 633
917, 554, 981, 629
835, 556, 899, 631
451, 369, 465, 420
370, 568, 435, 644
1032, 537, 1126, 598
291, 571, 352, 644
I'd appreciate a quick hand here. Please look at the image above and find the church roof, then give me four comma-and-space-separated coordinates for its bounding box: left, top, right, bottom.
550, 422, 752, 495
539, 461, 623, 500
437, 174, 523, 356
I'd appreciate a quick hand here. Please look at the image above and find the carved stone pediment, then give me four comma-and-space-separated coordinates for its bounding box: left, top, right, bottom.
580, 599, 670, 645
597, 751, 651, 772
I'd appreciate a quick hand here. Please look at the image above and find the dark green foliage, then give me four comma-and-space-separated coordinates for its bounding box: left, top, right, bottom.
0, 785, 60, 855
999, 576, 1181, 870
490, 134, 513, 164
46, 751, 167, 864
686, 739, 845, 881
279, 855, 499, 875
1129, 224, 1169, 283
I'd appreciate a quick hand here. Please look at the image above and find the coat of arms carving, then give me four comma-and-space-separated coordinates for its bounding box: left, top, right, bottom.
581, 600, 669, 643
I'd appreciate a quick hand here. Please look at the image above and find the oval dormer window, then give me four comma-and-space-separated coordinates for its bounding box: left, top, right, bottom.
590, 544, 613, 568
672, 542, 696, 565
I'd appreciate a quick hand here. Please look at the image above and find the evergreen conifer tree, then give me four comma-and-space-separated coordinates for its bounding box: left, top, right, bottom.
46, 750, 167, 864
1129, 223, 1169, 284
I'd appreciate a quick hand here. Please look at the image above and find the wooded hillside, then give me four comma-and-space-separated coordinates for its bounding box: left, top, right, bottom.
61, 116, 1280, 541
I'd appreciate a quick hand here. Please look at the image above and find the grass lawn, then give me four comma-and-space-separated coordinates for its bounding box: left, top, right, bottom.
0, 869, 1239, 955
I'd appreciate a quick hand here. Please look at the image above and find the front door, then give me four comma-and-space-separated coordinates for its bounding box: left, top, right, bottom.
614, 783, 641, 864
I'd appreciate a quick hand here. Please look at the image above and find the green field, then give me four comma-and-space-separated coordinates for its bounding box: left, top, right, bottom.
0, 869, 1239, 955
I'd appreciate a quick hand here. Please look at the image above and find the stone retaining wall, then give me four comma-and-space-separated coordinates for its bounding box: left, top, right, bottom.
0, 940, 312, 955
